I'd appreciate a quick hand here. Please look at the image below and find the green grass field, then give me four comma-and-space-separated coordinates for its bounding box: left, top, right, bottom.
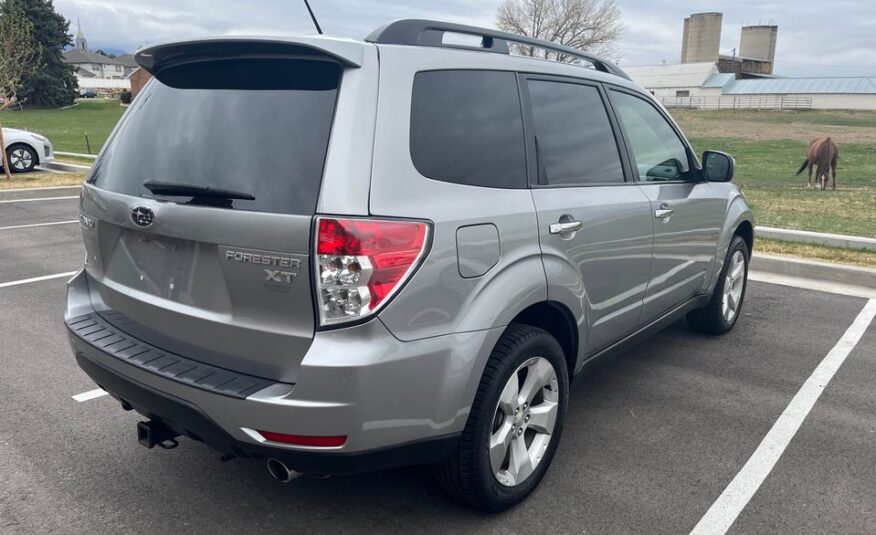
671, 109, 876, 238
0, 99, 125, 155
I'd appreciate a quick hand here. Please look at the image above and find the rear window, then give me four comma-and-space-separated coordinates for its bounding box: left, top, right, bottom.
89, 58, 340, 215
527, 80, 624, 186
410, 70, 526, 189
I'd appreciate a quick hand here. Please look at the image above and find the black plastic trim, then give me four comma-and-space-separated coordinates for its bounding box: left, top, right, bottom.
575, 293, 711, 377
66, 312, 281, 399
366, 19, 631, 81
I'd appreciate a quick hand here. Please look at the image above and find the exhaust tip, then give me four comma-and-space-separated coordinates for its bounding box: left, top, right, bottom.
266, 458, 301, 483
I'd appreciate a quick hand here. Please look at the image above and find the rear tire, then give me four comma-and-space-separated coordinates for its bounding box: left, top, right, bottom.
6, 144, 37, 173
433, 324, 569, 511
687, 235, 749, 335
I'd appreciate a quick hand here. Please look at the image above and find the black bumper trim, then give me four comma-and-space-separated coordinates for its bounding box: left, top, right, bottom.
75, 351, 460, 475
66, 312, 281, 399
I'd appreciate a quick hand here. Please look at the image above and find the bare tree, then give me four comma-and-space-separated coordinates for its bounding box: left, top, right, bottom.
0, 0, 42, 180
496, 0, 624, 63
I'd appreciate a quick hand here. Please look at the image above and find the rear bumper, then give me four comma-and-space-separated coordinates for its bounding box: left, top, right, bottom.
73, 349, 458, 475
66, 269, 502, 473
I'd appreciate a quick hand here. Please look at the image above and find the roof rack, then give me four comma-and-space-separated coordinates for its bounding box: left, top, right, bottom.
365, 19, 630, 81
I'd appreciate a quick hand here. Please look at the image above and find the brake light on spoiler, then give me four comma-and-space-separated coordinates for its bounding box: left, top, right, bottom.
315, 217, 430, 326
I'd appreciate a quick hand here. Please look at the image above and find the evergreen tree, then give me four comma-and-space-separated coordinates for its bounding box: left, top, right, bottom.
1, 0, 77, 108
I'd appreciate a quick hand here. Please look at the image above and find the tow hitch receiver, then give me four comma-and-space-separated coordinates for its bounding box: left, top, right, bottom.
137, 420, 180, 449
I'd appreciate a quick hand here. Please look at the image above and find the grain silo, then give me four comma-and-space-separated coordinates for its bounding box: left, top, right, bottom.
739, 25, 778, 74
681, 12, 722, 64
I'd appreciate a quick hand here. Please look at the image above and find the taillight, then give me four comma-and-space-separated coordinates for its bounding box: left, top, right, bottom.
315, 216, 429, 326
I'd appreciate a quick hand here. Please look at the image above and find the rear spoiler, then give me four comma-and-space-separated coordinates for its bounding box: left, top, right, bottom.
135, 36, 364, 75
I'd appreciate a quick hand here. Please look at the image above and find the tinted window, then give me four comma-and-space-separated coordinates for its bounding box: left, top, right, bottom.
610, 90, 692, 182
410, 70, 526, 188
89, 58, 340, 214
527, 80, 624, 186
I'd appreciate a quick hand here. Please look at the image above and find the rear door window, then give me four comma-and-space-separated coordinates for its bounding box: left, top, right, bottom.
526, 79, 625, 186
89, 58, 340, 215
410, 70, 527, 189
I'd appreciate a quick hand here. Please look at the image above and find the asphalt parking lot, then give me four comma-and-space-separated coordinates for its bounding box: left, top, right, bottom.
1, 188, 875, 535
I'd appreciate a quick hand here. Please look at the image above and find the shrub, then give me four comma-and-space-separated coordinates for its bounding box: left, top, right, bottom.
119, 91, 132, 104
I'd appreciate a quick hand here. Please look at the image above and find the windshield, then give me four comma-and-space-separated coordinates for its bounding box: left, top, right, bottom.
89, 58, 341, 215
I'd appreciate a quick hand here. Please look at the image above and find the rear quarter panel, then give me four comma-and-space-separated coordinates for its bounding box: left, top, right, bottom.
368, 45, 547, 342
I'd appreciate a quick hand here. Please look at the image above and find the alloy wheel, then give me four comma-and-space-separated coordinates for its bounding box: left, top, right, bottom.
490, 356, 559, 487
722, 250, 745, 322
10, 148, 34, 171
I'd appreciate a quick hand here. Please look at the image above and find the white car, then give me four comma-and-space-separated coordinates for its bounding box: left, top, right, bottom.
2, 128, 54, 173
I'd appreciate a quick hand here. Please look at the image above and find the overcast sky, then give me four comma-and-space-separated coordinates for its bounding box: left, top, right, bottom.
55, 0, 876, 77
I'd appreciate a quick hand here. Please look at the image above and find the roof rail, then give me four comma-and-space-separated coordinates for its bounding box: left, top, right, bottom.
365, 19, 630, 81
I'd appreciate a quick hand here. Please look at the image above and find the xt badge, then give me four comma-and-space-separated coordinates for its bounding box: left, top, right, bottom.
264, 269, 297, 284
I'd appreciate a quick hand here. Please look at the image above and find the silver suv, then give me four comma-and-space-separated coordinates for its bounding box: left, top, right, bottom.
66, 20, 753, 511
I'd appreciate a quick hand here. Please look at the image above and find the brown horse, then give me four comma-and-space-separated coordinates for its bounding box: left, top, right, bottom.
796, 137, 838, 190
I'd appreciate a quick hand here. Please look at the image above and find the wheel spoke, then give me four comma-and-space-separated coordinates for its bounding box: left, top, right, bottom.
507, 435, 534, 485
727, 289, 738, 311
731, 284, 744, 308
517, 358, 555, 405
527, 400, 558, 434
489, 423, 513, 473
498, 373, 519, 413
731, 257, 744, 279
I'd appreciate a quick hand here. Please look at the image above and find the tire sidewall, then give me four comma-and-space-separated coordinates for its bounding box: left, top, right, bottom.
472, 330, 569, 509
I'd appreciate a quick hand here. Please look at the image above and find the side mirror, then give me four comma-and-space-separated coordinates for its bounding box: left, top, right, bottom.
702, 151, 735, 182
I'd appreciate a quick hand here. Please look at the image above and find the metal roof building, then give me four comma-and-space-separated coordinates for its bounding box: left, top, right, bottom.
710, 76, 876, 95
624, 62, 718, 88
623, 62, 719, 98
627, 62, 876, 110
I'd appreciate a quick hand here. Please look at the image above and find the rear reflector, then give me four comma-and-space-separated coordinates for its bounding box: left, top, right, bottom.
259, 431, 347, 448
315, 216, 429, 326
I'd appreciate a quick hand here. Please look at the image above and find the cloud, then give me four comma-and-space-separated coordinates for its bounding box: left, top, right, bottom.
56, 0, 876, 76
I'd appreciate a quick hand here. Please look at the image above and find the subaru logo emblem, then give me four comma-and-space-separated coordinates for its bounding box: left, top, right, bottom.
131, 206, 155, 228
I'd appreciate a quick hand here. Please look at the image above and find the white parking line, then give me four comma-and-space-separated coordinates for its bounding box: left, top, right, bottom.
0, 220, 78, 231
0, 185, 81, 193
0, 196, 78, 204
72, 389, 108, 402
0, 271, 77, 289
749, 270, 876, 300
690, 298, 876, 535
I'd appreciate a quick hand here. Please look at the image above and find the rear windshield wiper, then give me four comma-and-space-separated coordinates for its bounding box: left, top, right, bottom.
142, 180, 256, 201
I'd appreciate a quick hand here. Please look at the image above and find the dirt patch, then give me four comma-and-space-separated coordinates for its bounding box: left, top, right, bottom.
0, 171, 86, 190
677, 118, 876, 144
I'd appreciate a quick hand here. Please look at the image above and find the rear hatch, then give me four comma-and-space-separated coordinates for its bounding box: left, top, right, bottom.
78, 39, 359, 383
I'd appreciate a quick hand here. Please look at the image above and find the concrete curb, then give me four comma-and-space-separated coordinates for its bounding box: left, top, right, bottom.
751, 253, 876, 289
757, 226, 876, 252
43, 161, 92, 173
54, 151, 97, 160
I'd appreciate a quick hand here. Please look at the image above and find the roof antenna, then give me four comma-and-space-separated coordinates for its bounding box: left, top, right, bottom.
302, 0, 323, 34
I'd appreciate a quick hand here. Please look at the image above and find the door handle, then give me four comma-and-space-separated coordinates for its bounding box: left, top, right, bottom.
655, 208, 674, 220
549, 221, 583, 234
